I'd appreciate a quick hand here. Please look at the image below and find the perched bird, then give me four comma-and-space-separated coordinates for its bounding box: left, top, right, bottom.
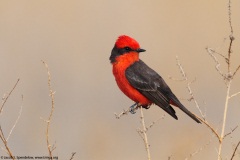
110, 35, 200, 123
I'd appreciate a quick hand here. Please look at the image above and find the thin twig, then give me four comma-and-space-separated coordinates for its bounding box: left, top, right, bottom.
69, 152, 76, 160
227, 0, 234, 73
230, 141, 240, 160
227, 35, 234, 73
185, 136, 213, 160
218, 80, 232, 160
223, 126, 238, 139
42, 60, 56, 159
175, 56, 205, 118
0, 126, 15, 159
114, 104, 139, 119
6, 95, 23, 141
1, 79, 20, 114
229, 92, 240, 99
145, 114, 165, 131
194, 114, 221, 143
206, 47, 226, 79
186, 80, 205, 119
232, 65, 240, 78
228, 0, 233, 35
173, 57, 222, 143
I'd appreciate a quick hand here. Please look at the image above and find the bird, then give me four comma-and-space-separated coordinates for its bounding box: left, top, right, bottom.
109, 35, 201, 123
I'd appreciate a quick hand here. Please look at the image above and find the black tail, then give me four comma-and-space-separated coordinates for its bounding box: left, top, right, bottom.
168, 94, 201, 123
177, 103, 201, 123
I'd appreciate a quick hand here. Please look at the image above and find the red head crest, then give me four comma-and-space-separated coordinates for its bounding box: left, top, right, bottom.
115, 35, 140, 50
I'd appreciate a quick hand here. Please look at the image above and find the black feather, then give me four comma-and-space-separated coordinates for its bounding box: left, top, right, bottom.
125, 60, 200, 123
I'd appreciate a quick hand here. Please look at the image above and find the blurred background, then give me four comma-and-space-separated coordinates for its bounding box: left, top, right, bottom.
0, 0, 240, 159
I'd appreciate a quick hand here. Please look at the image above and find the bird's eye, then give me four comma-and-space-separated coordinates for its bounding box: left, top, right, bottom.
124, 47, 131, 51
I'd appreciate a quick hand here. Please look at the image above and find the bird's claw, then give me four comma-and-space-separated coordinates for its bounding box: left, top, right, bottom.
129, 103, 138, 114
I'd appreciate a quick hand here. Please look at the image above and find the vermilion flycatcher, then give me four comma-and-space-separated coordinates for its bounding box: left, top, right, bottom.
110, 35, 200, 123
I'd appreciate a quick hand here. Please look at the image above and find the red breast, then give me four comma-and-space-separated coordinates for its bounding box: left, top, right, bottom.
110, 35, 151, 105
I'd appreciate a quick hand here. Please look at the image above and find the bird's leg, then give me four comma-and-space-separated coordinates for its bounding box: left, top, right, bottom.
129, 103, 138, 114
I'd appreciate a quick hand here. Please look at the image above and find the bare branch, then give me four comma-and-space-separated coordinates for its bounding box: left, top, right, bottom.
186, 79, 206, 119
218, 80, 232, 159
228, 0, 233, 35
145, 114, 165, 131
232, 64, 240, 78
230, 141, 240, 160
206, 47, 226, 79
185, 137, 213, 160
0, 126, 15, 160
223, 126, 238, 139
1, 79, 20, 114
42, 60, 56, 159
194, 114, 221, 143
69, 152, 76, 160
114, 104, 139, 119
229, 92, 240, 99
137, 106, 151, 160
175, 56, 187, 81
174, 56, 205, 118
114, 108, 131, 119
227, 35, 234, 73
6, 95, 23, 141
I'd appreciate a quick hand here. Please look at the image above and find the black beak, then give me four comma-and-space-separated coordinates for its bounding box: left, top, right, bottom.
137, 48, 146, 53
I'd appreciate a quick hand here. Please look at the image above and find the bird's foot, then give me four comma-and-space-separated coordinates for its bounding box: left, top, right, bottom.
142, 105, 150, 109
129, 103, 138, 114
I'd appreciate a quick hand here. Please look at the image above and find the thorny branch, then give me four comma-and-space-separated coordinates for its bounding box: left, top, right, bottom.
42, 61, 56, 159
137, 107, 151, 160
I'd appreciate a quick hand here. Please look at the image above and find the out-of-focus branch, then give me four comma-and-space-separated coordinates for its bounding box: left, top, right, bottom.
230, 141, 240, 160
223, 126, 238, 139
232, 65, 240, 78
6, 95, 23, 141
0, 126, 15, 160
69, 152, 76, 160
185, 136, 213, 160
0, 79, 21, 160
1, 79, 20, 114
194, 114, 221, 143
42, 60, 56, 159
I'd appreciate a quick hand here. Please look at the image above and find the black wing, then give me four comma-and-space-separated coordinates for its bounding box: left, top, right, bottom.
125, 60, 178, 120
126, 60, 201, 123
